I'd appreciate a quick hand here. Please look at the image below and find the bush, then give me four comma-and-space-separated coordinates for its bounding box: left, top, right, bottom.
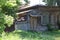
0, 1, 17, 33
46, 24, 52, 31
4, 15, 14, 27
57, 22, 60, 29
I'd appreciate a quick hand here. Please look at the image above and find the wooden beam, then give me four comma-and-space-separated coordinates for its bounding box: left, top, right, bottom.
18, 5, 60, 12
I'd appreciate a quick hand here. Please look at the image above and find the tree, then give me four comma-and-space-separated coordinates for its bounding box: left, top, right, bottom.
43, 0, 60, 30
43, 0, 60, 6
0, 0, 29, 33
24, 0, 30, 5
0, 0, 17, 33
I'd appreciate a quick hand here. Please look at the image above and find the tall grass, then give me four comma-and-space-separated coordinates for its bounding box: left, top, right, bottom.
1, 30, 60, 40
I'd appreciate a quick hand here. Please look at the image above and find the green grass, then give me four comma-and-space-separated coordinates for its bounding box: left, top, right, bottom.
1, 30, 60, 40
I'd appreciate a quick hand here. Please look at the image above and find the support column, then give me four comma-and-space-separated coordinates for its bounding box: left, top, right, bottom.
33, 17, 37, 30
49, 12, 52, 24
50, 12, 59, 29
54, 12, 59, 29
56, 12, 60, 29
49, 12, 56, 25
30, 16, 34, 30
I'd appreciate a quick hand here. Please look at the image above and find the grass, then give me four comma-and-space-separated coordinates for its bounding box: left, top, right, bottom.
1, 30, 60, 40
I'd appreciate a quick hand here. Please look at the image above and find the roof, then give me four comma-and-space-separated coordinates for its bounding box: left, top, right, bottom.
16, 10, 31, 15
18, 5, 60, 12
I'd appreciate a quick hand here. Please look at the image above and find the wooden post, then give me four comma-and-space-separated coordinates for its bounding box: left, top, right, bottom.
33, 17, 37, 30
49, 12, 51, 24
30, 15, 37, 31
30, 16, 34, 30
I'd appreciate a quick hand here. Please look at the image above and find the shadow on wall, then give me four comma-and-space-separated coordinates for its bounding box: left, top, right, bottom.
57, 22, 60, 29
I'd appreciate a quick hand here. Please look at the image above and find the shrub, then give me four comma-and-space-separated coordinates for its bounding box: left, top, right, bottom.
46, 24, 52, 31
0, 2, 17, 33
4, 15, 14, 27
57, 21, 60, 29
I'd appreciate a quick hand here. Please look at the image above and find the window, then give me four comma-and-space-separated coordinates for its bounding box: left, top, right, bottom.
17, 15, 28, 22
41, 15, 49, 25
37, 16, 42, 25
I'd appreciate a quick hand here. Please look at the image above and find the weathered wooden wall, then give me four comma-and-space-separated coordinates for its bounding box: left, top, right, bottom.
15, 6, 60, 31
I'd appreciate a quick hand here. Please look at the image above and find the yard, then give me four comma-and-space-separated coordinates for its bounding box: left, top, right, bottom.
1, 30, 60, 40
0, 0, 60, 40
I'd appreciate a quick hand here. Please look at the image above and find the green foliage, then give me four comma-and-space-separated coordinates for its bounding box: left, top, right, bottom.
4, 15, 14, 27
0, 24, 5, 33
2, 30, 60, 40
24, 0, 29, 4
0, 0, 18, 33
0, 0, 29, 34
0, 13, 14, 33
43, 0, 60, 6
46, 24, 52, 31
0, 0, 8, 5
0, 13, 5, 24
0, 13, 5, 33
16, 0, 29, 5
16, 0, 22, 5
56, 0, 60, 6
1, 2, 17, 17
57, 22, 60, 29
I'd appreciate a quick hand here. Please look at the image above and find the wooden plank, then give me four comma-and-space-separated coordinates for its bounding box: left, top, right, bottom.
33, 17, 37, 30
30, 16, 34, 30
18, 5, 60, 12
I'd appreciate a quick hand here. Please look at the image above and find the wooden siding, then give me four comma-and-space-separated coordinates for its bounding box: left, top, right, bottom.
15, 5, 60, 31
18, 5, 60, 12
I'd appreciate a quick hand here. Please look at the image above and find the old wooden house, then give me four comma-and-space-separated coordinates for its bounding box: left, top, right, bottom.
15, 5, 60, 31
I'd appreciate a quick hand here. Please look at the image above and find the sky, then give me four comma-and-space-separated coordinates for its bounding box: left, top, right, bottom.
29, 0, 46, 6
21, 0, 46, 6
